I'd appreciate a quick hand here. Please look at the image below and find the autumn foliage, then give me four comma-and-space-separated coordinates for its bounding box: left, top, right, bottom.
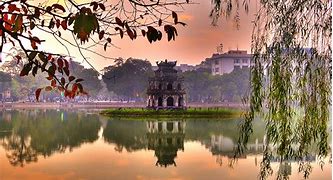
0, 0, 190, 100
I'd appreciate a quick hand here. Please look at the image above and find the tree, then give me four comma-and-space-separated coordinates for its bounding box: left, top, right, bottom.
183, 68, 217, 102
0, 71, 11, 95
183, 67, 250, 103
69, 61, 102, 96
0, 0, 190, 100
212, 0, 331, 178
218, 67, 250, 102
102, 58, 153, 100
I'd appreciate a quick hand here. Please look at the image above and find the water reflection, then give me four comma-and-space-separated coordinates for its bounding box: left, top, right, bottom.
0, 110, 331, 179
146, 120, 185, 167
0, 109, 101, 166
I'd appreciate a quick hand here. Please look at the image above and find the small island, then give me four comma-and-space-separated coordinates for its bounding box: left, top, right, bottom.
100, 107, 243, 118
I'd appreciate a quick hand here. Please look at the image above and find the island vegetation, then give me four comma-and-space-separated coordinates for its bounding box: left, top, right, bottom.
100, 107, 243, 119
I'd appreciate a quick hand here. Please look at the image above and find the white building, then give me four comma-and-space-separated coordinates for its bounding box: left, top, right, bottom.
207, 50, 253, 75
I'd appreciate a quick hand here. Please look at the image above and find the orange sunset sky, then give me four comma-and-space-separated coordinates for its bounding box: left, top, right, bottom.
1, 0, 258, 71
102, 0, 257, 69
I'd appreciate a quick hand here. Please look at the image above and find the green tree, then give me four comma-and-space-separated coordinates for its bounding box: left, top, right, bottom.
70, 61, 102, 96
183, 67, 250, 103
218, 67, 250, 102
102, 58, 153, 100
183, 68, 217, 102
0, 71, 11, 93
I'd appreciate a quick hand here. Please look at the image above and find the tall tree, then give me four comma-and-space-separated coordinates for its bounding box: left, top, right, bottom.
70, 61, 102, 96
102, 58, 153, 100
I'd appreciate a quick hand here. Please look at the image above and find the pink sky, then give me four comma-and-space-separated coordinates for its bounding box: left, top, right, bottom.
1, 0, 257, 71
85, 0, 257, 70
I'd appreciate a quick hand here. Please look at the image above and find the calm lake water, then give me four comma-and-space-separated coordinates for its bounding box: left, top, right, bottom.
0, 109, 331, 180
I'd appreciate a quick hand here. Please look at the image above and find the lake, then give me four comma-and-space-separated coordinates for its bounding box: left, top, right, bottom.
0, 109, 331, 179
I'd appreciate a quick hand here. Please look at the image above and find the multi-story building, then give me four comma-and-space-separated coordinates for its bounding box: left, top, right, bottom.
207, 50, 253, 75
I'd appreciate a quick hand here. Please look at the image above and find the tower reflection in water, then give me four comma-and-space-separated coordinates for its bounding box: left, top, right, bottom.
146, 120, 186, 167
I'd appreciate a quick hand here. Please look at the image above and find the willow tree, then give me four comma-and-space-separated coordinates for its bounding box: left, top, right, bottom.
0, 0, 190, 100
212, 0, 331, 179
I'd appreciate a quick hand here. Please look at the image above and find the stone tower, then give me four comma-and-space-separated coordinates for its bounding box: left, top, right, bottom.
146, 60, 186, 109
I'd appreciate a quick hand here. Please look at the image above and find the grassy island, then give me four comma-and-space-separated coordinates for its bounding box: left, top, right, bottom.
100, 107, 244, 119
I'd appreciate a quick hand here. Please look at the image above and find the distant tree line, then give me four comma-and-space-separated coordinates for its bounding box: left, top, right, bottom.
1, 57, 250, 103
102, 58, 250, 103
183, 67, 250, 103
0, 59, 102, 102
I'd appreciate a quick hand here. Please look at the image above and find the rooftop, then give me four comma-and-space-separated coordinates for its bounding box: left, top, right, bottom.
209, 50, 252, 60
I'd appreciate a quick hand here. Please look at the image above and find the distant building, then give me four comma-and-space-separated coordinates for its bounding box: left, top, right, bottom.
175, 64, 196, 72
152, 63, 196, 73
147, 60, 186, 109
206, 50, 253, 75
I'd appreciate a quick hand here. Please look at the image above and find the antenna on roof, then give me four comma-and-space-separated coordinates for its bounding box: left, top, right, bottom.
217, 43, 223, 54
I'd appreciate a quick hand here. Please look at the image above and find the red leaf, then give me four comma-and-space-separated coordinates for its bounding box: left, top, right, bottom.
76, 83, 83, 92
99, 3, 106, 11
51, 79, 57, 87
75, 78, 84, 83
172, 11, 178, 24
104, 43, 107, 51
115, 17, 123, 27
158, 19, 162, 26
107, 37, 111, 43
20, 63, 32, 76
15, 55, 21, 64
30, 21, 35, 30
56, 19, 60, 28
127, 28, 134, 40
141, 30, 146, 37
63, 67, 70, 76
35, 88, 42, 101
61, 77, 65, 85
61, 20, 67, 30
63, 59, 69, 68
34, 8, 40, 19
57, 58, 63, 68
52, 4, 66, 12
115, 27, 123, 38
99, 30, 105, 40
72, 83, 78, 93
8, 4, 19, 12
90, 2, 98, 11
69, 76, 75, 82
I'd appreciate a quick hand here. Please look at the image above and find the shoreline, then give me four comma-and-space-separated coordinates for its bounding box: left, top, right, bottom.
0, 102, 247, 109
